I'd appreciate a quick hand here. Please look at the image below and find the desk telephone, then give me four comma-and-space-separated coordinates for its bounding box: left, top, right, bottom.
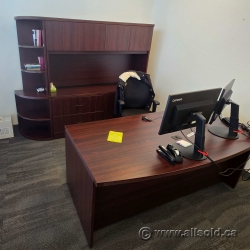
157, 144, 183, 164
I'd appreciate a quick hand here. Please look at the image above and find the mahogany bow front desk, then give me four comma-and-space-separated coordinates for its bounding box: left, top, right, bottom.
65, 112, 250, 247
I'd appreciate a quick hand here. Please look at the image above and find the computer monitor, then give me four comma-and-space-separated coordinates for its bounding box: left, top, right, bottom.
158, 88, 221, 161
208, 79, 239, 139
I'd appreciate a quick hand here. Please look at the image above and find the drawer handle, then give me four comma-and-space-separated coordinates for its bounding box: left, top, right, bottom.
76, 104, 83, 107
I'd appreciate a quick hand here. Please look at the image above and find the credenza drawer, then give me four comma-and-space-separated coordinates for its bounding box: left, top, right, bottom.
53, 112, 105, 135
52, 95, 105, 116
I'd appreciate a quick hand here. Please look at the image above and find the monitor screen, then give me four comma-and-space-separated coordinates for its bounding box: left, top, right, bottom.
208, 79, 239, 140
158, 88, 222, 135
209, 79, 235, 125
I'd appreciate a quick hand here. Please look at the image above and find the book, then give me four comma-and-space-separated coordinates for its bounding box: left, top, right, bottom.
32, 29, 37, 46
24, 64, 41, 70
26, 68, 40, 71
36, 30, 42, 46
38, 56, 45, 71
25, 67, 41, 70
36, 30, 40, 46
24, 64, 41, 69
42, 30, 44, 46
32, 29, 43, 46
24, 64, 40, 67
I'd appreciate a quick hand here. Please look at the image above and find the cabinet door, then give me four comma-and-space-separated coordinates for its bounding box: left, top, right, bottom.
128, 26, 154, 51
45, 21, 105, 51
105, 25, 131, 51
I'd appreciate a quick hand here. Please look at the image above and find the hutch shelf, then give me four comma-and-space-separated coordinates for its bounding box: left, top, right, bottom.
14, 16, 154, 140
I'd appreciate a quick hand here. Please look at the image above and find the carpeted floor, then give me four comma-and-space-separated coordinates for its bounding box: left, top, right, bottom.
0, 127, 250, 250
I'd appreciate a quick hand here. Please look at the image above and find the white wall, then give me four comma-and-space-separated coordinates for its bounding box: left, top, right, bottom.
148, 0, 250, 124
0, 0, 154, 124
1, 0, 250, 125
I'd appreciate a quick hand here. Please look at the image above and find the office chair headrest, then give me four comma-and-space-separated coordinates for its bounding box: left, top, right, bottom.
119, 71, 141, 82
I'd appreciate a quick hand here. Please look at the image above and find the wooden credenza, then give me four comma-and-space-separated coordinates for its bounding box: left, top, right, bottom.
14, 16, 154, 140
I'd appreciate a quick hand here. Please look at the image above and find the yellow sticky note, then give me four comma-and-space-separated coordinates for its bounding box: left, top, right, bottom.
107, 131, 123, 143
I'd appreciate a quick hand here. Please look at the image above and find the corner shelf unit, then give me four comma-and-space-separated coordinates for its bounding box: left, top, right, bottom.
14, 16, 154, 140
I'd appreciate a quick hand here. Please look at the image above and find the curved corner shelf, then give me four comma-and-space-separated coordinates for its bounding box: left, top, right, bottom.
19, 45, 44, 49
15, 90, 48, 99
17, 111, 50, 121
17, 115, 52, 141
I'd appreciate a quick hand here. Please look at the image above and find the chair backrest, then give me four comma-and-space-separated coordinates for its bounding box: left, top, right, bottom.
123, 77, 151, 109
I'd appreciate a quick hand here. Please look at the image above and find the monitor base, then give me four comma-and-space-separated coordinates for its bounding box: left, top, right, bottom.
174, 143, 207, 161
208, 126, 239, 140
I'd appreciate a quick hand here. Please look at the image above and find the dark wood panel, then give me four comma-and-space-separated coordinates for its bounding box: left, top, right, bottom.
53, 112, 105, 134
15, 16, 154, 141
105, 25, 130, 51
21, 71, 46, 91
45, 21, 105, 51
50, 85, 116, 97
15, 16, 155, 28
15, 90, 48, 99
19, 47, 45, 70
16, 20, 43, 46
94, 165, 221, 230
65, 112, 250, 186
104, 92, 116, 119
219, 151, 250, 188
79, 23, 105, 51
48, 54, 147, 87
52, 95, 105, 116
65, 111, 250, 247
129, 26, 154, 51
15, 95, 50, 120
18, 116, 52, 140
94, 152, 250, 230
65, 132, 95, 247
53, 115, 75, 133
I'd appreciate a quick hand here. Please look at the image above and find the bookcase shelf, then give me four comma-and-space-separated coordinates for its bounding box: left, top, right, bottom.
21, 69, 45, 73
19, 45, 44, 49
18, 116, 52, 140
14, 16, 154, 140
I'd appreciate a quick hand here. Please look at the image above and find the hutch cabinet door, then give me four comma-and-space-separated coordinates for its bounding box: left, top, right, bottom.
128, 26, 154, 51
45, 21, 105, 51
105, 25, 130, 51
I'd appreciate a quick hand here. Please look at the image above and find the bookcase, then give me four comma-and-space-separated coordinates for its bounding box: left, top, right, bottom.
14, 16, 154, 140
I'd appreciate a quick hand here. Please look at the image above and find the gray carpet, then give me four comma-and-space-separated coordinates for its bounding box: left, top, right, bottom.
0, 127, 250, 250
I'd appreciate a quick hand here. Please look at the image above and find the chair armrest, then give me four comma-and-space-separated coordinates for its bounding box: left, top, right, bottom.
117, 100, 125, 116
152, 100, 160, 112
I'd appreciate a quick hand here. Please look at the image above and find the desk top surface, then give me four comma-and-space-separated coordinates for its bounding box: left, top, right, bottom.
65, 112, 250, 186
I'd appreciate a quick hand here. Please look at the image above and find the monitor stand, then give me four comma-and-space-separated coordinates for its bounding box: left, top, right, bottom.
174, 112, 207, 161
208, 101, 239, 140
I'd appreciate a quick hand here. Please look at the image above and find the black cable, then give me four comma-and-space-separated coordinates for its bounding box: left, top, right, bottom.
218, 115, 250, 138
180, 128, 250, 177
152, 117, 162, 121
180, 130, 222, 174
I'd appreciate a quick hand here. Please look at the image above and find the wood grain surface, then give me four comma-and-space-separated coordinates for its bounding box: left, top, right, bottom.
65, 112, 250, 187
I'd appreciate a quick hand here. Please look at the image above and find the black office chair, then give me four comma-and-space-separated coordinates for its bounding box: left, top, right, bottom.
114, 71, 160, 117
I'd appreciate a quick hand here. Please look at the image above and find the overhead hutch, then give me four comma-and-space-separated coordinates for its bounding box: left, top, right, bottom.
14, 16, 154, 140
